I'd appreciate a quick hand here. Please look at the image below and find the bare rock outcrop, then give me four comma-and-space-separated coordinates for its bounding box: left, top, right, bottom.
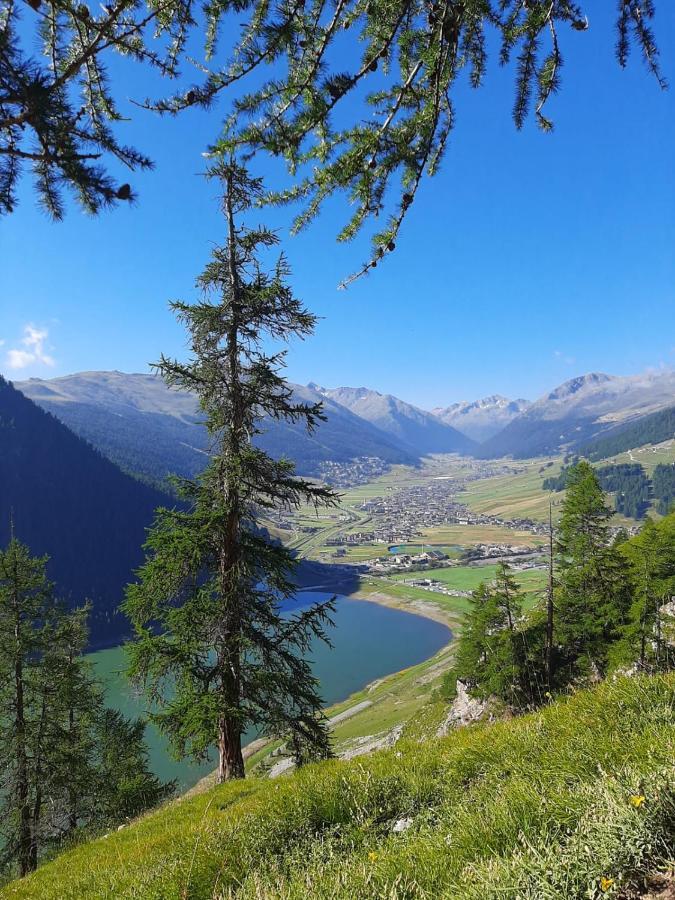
437, 680, 490, 736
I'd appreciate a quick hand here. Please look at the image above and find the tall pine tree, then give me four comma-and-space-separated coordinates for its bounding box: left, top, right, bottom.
0, 538, 173, 877
0, 538, 60, 875
554, 461, 630, 681
124, 159, 338, 782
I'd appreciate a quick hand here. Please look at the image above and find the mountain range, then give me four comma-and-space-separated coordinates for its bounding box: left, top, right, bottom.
432, 395, 530, 442
476, 370, 675, 459
0, 377, 361, 648
16, 373, 421, 486
313, 385, 476, 455
14, 368, 675, 485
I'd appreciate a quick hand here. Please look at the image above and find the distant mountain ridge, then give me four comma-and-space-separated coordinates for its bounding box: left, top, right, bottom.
432, 395, 530, 442
316, 385, 476, 455
16, 373, 421, 487
16, 368, 675, 475
476, 370, 675, 459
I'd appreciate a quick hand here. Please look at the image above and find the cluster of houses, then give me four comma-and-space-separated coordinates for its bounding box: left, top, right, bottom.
462, 543, 539, 561
315, 456, 390, 487
367, 549, 448, 574
326, 531, 376, 546
354, 476, 550, 548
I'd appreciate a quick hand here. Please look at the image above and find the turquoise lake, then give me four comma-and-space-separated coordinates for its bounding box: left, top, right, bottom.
90, 592, 450, 790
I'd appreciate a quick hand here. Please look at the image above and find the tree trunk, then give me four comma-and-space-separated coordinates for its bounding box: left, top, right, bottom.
545, 499, 554, 693
217, 715, 245, 782
13, 582, 32, 876
67, 681, 78, 832
213, 168, 247, 785
29, 694, 48, 872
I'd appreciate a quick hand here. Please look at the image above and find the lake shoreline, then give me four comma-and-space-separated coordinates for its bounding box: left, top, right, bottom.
183, 582, 455, 798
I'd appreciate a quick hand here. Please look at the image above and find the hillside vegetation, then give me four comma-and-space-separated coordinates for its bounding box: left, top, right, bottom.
0, 378, 173, 647
583, 407, 675, 463
3, 674, 673, 899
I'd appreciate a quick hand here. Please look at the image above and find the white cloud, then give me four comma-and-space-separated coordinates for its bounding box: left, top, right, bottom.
5, 324, 55, 370
553, 350, 576, 366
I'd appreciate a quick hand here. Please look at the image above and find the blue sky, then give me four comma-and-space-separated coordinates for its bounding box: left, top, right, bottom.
1, 6, 674, 409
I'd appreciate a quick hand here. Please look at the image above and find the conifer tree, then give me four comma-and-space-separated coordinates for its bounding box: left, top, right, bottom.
3, 0, 664, 233
92, 709, 174, 826
0, 538, 60, 875
452, 565, 530, 707
554, 461, 630, 681
48, 605, 99, 838
452, 581, 493, 695
0, 538, 172, 876
0, 0, 198, 217
47, 606, 173, 839
123, 159, 338, 782
493, 560, 521, 633
615, 517, 675, 672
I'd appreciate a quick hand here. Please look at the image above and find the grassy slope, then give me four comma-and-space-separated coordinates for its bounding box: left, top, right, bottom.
4, 674, 673, 900
457, 458, 563, 522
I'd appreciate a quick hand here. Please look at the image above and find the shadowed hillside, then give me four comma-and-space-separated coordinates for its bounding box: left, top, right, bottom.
17, 373, 419, 486
0, 377, 173, 648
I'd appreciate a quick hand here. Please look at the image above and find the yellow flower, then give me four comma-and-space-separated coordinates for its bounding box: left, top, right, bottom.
368, 851, 379, 863
629, 794, 646, 808
600, 876, 614, 892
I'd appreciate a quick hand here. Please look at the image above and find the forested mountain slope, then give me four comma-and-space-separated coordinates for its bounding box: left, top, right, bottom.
17, 373, 419, 485
0, 377, 173, 647
477, 371, 675, 458
582, 405, 675, 461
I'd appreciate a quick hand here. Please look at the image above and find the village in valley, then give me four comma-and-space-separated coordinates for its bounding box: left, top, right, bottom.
267, 454, 557, 602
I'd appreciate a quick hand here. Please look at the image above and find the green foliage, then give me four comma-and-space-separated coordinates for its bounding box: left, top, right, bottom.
92, 710, 174, 826
554, 461, 631, 679
542, 464, 572, 491
124, 160, 338, 783
596, 463, 652, 519
450, 561, 545, 707
3, 0, 666, 269
459, 465, 675, 707
5, 673, 674, 898
0, 376, 173, 647
439, 669, 457, 701
0, 538, 62, 875
544, 461, 652, 520
582, 405, 675, 462
611, 515, 675, 674
653, 463, 675, 515
0, 0, 200, 216
211, 0, 665, 282
0, 539, 171, 878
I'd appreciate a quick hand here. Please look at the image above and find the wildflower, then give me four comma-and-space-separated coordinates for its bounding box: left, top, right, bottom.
600, 876, 614, 892
629, 794, 646, 808
368, 851, 379, 862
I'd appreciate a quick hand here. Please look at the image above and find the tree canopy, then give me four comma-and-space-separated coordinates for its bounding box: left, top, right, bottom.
123, 160, 338, 782
2, 0, 666, 265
